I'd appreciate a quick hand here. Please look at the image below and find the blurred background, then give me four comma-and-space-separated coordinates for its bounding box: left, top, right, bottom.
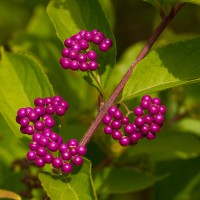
1, 0, 200, 200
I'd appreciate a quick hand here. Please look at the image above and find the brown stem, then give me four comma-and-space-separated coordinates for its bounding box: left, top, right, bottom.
80, 3, 185, 146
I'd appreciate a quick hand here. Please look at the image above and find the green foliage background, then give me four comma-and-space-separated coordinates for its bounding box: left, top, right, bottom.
0, 0, 200, 200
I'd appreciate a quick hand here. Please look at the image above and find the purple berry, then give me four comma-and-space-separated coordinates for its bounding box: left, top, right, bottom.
29, 141, 39, 150
88, 61, 98, 71
154, 114, 164, 125
71, 43, 81, 52
103, 38, 112, 48
73, 33, 83, 42
146, 132, 156, 140
19, 117, 29, 127
79, 62, 89, 71
64, 38, 74, 47
34, 106, 45, 117
159, 105, 167, 114
27, 151, 36, 161
60, 57, 71, 69
91, 29, 99, 35
142, 95, 152, 101
57, 136, 63, 145
61, 100, 69, 110
151, 97, 161, 105
119, 136, 130, 146
133, 106, 143, 116
140, 100, 151, 109
113, 110, 123, 119
34, 98, 45, 107
79, 30, 86, 35
55, 106, 66, 116
77, 53, 87, 63
102, 114, 112, 125
124, 124, 134, 134
37, 147, 47, 157
73, 155, 83, 166
141, 124, 149, 134
79, 39, 89, 50
44, 116, 55, 128
150, 123, 160, 133
61, 151, 72, 160
44, 153, 53, 163
112, 130, 123, 140
77, 146, 87, 155
67, 139, 78, 147
87, 50, 97, 60
53, 95, 63, 102
121, 116, 129, 124
108, 106, 118, 115
104, 126, 113, 135
99, 42, 109, 52
45, 105, 55, 115
17, 108, 27, 118
144, 115, 153, 124
26, 107, 33, 114
93, 32, 104, 44
38, 136, 49, 147
111, 120, 122, 130
69, 147, 78, 156
35, 157, 45, 167
134, 116, 145, 127
149, 105, 159, 115
84, 31, 93, 41
129, 132, 141, 143
34, 120, 45, 131
49, 132, 59, 141
32, 132, 42, 142
70, 60, 79, 71
52, 100, 61, 107
48, 141, 59, 152
52, 157, 63, 168
68, 50, 78, 60
62, 163, 73, 173
25, 125, 35, 135
62, 48, 70, 57
27, 111, 39, 121
44, 97, 53, 105
59, 143, 68, 153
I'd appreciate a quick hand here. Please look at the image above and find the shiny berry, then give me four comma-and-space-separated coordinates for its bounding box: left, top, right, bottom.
73, 155, 83, 166
146, 132, 156, 140
59, 143, 68, 153
44, 153, 54, 163
19, 117, 29, 127
27, 151, 36, 161
70, 60, 79, 70
150, 123, 160, 133
29, 141, 39, 150
60, 57, 71, 69
140, 100, 151, 109
37, 147, 47, 157
34, 98, 45, 107
34, 120, 45, 131
121, 116, 129, 124
154, 114, 164, 125
77, 146, 87, 155
142, 95, 152, 101
113, 110, 123, 119
17, 108, 27, 118
149, 105, 159, 115
88, 61, 98, 70
79, 62, 89, 71
87, 50, 97, 60
52, 157, 63, 168
133, 106, 143, 116
141, 124, 149, 134
144, 115, 153, 124
102, 114, 112, 125
77, 53, 87, 63
61, 151, 72, 160
45, 105, 55, 115
159, 105, 167, 114
108, 106, 118, 115
129, 132, 141, 143
124, 124, 134, 134
62, 163, 73, 173
134, 116, 145, 127
112, 130, 122, 140
35, 157, 45, 167
104, 126, 113, 135
48, 141, 59, 152
152, 97, 161, 105
111, 120, 122, 130
62, 48, 70, 57
67, 139, 78, 147
79, 39, 89, 50
99, 42, 109, 52
55, 106, 66, 116
38, 137, 49, 147
119, 136, 130, 146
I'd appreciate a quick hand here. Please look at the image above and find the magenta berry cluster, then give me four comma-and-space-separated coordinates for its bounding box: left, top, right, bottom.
60, 29, 112, 71
102, 95, 167, 147
16, 96, 87, 174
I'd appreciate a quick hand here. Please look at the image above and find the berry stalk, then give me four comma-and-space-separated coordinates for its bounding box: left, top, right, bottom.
80, 2, 185, 146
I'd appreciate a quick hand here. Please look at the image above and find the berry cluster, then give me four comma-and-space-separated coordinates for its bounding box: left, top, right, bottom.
60, 29, 112, 71
102, 95, 166, 146
16, 96, 87, 174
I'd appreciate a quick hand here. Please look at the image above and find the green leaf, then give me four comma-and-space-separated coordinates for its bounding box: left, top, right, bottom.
184, 0, 200, 6
93, 167, 161, 194
122, 37, 200, 101
0, 48, 54, 139
0, 189, 21, 200
121, 128, 200, 162
39, 158, 97, 200
175, 172, 200, 200
47, 0, 116, 89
